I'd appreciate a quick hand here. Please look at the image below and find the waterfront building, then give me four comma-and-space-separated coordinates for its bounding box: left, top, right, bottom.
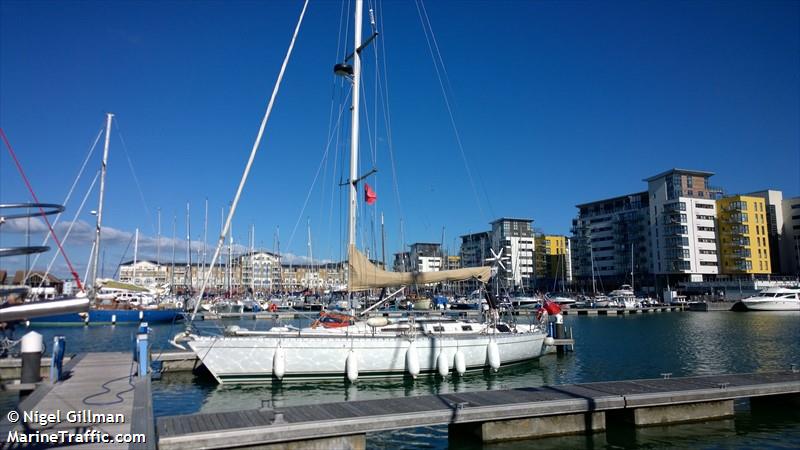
542, 235, 572, 282
747, 190, 786, 274
392, 251, 411, 272
459, 232, 490, 268
489, 218, 535, 289
236, 251, 281, 292
119, 260, 168, 287
717, 195, 771, 275
119, 260, 226, 292
445, 255, 461, 270
278, 262, 346, 291
783, 196, 800, 276
409, 243, 443, 272
646, 169, 722, 282
570, 192, 651, 288
717, 195, 772, 275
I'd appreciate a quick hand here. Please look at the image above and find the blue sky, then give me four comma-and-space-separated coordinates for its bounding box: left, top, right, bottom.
1, 0, 798, 280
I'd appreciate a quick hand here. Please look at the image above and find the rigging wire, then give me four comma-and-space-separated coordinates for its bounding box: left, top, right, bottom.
319, 0, 349, 266
0, 128, 84, 290
113, 120, 156, 235
37, 170, 101, 288
287, 91, 351, 255
24, 126, 104, 280
376, 1, 404, 223
413, 0, 490, 223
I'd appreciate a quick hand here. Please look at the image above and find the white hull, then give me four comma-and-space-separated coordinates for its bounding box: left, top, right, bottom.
0, 297, 90, 322
189, 326, 546, 384
740, 299, 800, 311
739, 287, 800, 311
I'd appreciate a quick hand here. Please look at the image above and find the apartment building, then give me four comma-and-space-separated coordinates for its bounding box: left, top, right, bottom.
489, 218, 535, 288
783, 196, 800, 275
747, 190, 785, 274
542, 235, 572, 282
409, 243, 443, 272
570, 192, 650, 285
717, 195, 772, 274
646, 169, 722, 282
459, 232, 490, 269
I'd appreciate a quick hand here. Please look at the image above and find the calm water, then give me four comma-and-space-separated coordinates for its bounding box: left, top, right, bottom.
5, 311, 800, 448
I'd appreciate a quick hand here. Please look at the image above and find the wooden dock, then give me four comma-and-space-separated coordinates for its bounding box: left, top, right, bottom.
1, 352, 154, 449
157, 370, 800, 449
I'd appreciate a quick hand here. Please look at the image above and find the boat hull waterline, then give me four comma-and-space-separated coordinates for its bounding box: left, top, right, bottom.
28, 308, 183, 325
189, 329, 546, 384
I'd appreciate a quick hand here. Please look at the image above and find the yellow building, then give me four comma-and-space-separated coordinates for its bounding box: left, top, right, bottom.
717, 195, 771, 274
543, 235, 568, 279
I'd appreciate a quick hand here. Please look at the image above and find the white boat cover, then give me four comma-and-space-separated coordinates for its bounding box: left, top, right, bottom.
348, 245, 491, 291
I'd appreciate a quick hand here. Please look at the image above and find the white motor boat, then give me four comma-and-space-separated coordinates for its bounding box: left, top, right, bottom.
609, 284, 639, 309
739, 287, 800, 311
546, 293, 577, 306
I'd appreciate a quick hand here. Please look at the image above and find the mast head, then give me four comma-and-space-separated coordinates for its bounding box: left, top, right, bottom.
334, 63, 354, 77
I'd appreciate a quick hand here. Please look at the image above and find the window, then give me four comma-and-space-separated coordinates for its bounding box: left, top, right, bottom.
700, 261, 718, 266
697, 226, 715, 232
696, 203, 714, 209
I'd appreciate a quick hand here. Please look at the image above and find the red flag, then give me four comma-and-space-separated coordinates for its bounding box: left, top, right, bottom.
364, 183, 377, 205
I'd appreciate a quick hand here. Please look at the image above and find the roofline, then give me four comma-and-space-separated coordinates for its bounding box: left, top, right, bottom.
575, 191, 648, 208
489, 217, 533, 224
459, 231, 490, 239
643, 168, 715, 182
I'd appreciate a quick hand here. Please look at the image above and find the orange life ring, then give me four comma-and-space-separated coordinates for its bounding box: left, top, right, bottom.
312, 312, 353, 329
268, 303, 278, 313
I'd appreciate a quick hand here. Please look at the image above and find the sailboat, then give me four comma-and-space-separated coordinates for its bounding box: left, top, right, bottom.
176, 0, 550, 384
28, 114, 182, 325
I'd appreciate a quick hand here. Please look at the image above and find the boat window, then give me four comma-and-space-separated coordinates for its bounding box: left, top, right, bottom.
432, 326, 445, 332
495, 324, 511, 332
461, 325, 473, 331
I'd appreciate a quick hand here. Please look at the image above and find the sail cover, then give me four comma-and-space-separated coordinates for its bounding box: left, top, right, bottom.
348, 245, 492, 291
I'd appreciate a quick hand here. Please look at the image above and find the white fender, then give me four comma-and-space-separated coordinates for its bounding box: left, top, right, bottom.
454, 350, 466, 376
346, 349, 359, 383
273, 346, 286, 380
437, 351, 449, 378
406, 341, 420, 379
487, 340, 500, 372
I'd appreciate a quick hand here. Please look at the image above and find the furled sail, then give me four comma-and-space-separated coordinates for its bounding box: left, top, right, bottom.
348, 245, 492, 291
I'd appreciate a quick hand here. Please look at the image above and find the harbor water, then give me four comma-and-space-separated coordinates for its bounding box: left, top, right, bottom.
6, 310, 800, 448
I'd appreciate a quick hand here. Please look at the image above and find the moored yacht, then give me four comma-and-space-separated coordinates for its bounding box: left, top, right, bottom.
737, 287, 800, 311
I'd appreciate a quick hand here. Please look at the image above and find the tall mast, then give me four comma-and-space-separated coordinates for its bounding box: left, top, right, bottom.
91, 112, 113, 290
203, 198, 208, 289
347, 0, 364, 250
380, 212, 386, 268
171, 214, 176, 295
157, 208, 161, 280
251, 223, 255, 295
590, 244, 596, 294
630, 242, 634, 292
186, 202, 192, 293
133, 228, 139, 281
276, 226, 282, 293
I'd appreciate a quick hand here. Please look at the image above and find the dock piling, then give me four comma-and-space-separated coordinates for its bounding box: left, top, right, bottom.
20, 331, 42, 384
49, 335, 65, 383
137, 322, 149, 377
